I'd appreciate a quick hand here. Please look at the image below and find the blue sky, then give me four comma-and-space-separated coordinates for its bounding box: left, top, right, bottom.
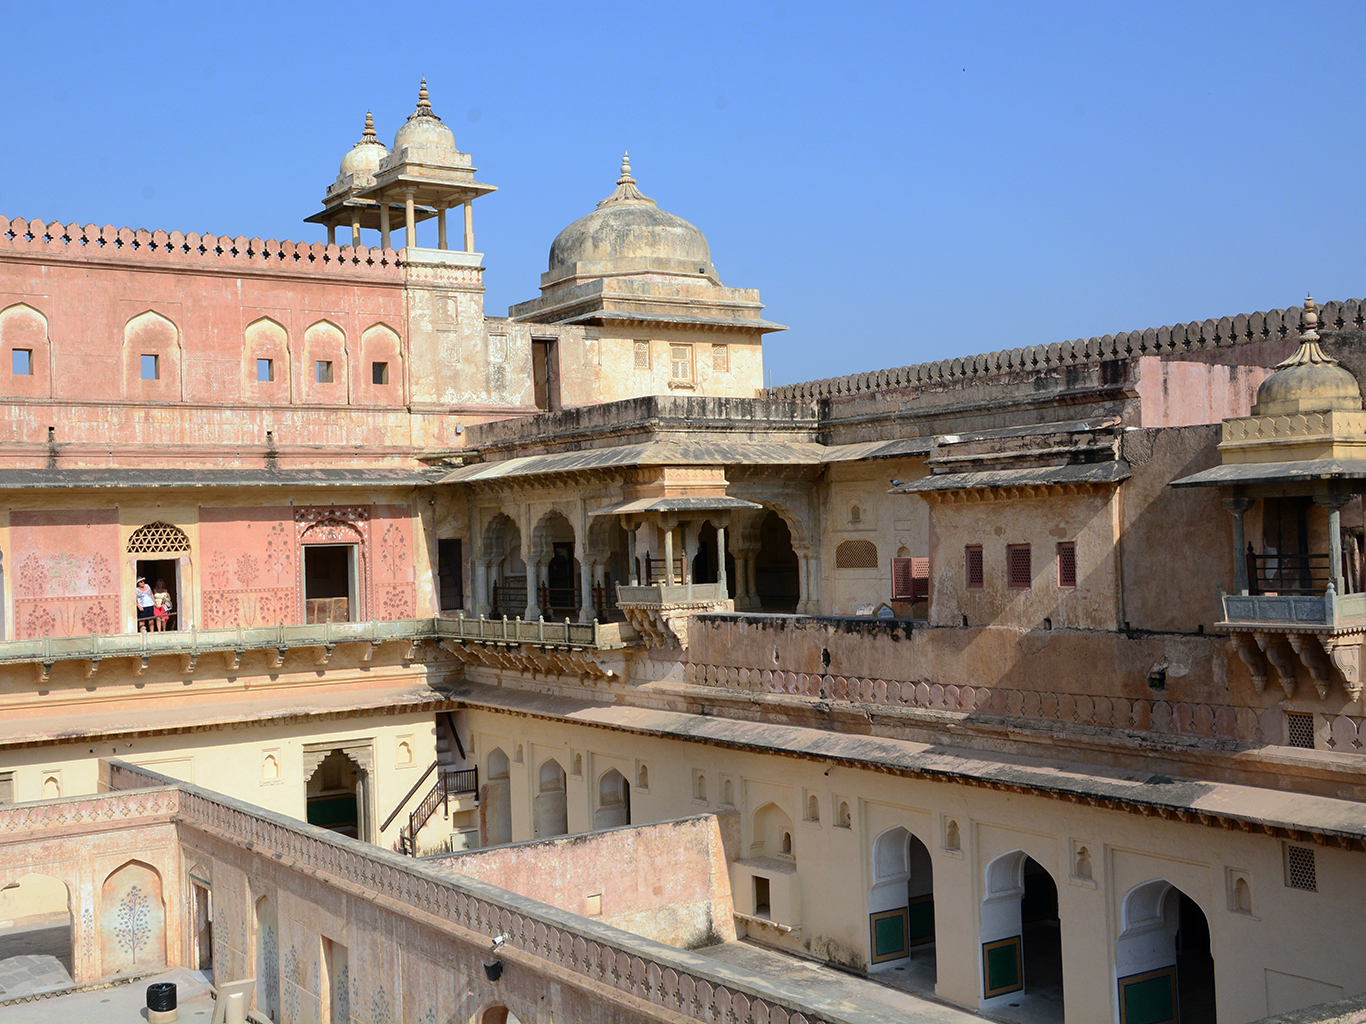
5, 1, 1362, 385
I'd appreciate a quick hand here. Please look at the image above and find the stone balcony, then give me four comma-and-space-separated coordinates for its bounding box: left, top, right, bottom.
4, 615, 636, 683
1219, 588, 1365, 701
616, 582, 733, 649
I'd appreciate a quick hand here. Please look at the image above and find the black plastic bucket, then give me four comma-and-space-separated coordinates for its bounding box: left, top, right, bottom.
147, 982, 177, 1012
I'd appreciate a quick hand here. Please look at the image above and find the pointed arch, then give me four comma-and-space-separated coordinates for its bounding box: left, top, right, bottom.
0, 302, 51, 398
593, 768, 630, 829
254, 893, 280, 1021
484, 747, 512, 846
302, 318, 349, 405
100, 859, 166, 974
360, 321, 403, 404
244, 316, 290, 399
1117, 879, 1215, 1024
533, 757, 568, 839
751, 801, 795, 860
124, 309, 181, 400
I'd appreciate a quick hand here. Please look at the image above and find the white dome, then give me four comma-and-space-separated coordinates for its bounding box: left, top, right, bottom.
338, 111, 387, 180
391, 78, 458, 158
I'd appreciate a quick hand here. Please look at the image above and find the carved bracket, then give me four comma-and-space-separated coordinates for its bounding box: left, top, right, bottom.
226, 649, 243, 672
1320, 636, 1364, 702
181, 652, 198, 674
85, 658, 101, 679
314, 644, 335, 667
1231, 634, 1268, 692
1255, 633, 1298, 698
1287, 635, 1332, 699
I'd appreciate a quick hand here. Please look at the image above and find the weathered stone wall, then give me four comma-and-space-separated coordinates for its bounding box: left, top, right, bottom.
435, 813, 738, 949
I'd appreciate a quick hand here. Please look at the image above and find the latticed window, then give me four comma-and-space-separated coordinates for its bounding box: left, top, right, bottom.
835, 539, 878, 569
670, 344, 692, 380
1285, 711, 1315, 749
1057, 542, 1077, 588
891, 557, 914, 600
1007, 544, 1031, 588
1285, 844, 1317, 891
127, 521, 190, 554
633, 340, 650, 369
965, 546, 984, 589
712, 343, 729, 373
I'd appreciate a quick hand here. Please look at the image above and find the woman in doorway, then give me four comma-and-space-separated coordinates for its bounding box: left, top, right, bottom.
135, 577, 154, 632
152, 579, 173, 631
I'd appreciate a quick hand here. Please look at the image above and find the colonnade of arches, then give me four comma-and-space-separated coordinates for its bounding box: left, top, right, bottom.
858, 828, 1215, 1024
472, 504, 819, 621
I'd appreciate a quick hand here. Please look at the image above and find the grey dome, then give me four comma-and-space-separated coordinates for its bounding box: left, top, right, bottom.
548, 154, 712, 273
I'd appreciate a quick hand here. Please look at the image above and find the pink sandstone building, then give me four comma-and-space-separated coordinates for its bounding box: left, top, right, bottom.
0, 81, 1364, 1024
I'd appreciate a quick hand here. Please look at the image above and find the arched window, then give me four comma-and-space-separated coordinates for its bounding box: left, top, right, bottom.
835, 539, 878, 569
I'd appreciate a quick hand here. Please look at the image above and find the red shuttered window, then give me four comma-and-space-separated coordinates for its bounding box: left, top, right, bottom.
1057, 542, 1077, 588
965, 546, 984, 589
1007, 544, 1031, 589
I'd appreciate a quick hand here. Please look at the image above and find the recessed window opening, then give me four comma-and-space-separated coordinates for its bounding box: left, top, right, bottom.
372, 361, 389, 385
712, 343, 729, 373
316, 360, 334, 384
1285, 844, 1317, 891
304, 544, 355, 623
1285, 711, 1315, 749
12, 349, 32, 375
256, 358, 273, 383
780, 831, 792, 855
754, 876, 771, 918
1057, 542, 1077, 588
965, 545, 984, 589
807, 794, 819, 822
141, 353, 159, 380
670, 343, 692, 381
1007, 544, 1032, 589
633, 340, 650, 369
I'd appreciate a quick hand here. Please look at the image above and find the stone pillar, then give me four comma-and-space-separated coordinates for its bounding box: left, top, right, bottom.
437, 206, 447, 250
717, 523, 728, 596
626, 523, 639, 585
1223, 496, 1255, 595
350, 213, 361, 248
464, 199, 474, 252
380, 200, 391, 250
579, 556, 593, 623
525, 560, 544, 620
664, 527, 676, 586
1316, 493, 1352, 594
473, 561, 489, 617
404, 187, 417, 249
326, 223, 336, 246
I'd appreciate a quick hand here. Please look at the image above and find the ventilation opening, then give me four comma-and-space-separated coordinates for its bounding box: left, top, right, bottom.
1285, 712, 1315, 749
1285, 844, 1317, 891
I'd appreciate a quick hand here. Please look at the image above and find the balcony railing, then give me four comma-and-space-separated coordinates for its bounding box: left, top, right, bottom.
617, 581, 729, 606
1, 614, 635, 677
1248, 553, 1331, 596
1221, 587, 1366, 628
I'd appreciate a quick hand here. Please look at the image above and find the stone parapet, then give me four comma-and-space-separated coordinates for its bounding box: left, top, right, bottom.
0, 216, 403, 282
767, 298, 1366, 402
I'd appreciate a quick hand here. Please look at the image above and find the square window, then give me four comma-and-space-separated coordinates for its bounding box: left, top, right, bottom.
256, 358, 273, 383
372, 361, 389, 385
141, 354, 159, 380
1285, 711, 1315, 749
316, 360, 334, 384
1057, 542, 1077, 588
11, 349, 32, 376
633, 340, 650, 370
670, 344, 692, 381
965, 546, 984, 589
712, 343, 729, 373
1007, 544, 1032, 588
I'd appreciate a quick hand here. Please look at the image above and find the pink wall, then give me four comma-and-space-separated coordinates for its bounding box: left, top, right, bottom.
200, 507, 298, 628
12, 509, 120, 638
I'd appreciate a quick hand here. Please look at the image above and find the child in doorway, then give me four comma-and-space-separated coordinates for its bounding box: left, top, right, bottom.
152, 580, 173, 631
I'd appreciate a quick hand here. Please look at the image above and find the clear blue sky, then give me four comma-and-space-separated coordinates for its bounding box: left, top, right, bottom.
4, 1, 1362, 385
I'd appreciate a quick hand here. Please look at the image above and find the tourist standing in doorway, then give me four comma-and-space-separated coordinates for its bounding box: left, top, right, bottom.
153, 580, 172, 631
135, 577, 154, 631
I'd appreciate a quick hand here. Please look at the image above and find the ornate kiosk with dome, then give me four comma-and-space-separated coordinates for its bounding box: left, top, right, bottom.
1175, 297, 1366, 704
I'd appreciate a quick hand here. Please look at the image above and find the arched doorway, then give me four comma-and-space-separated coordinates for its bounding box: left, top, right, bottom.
530, 511, 579, 620
480, 515, 525, 618
593, 768, 630, 829
692, 521, 736, 597
1116, 881, 1215, 1024
0, 872, 72, 994
128, 521, 190, 631
305, 749, 366, 840
475, 1007, 524, 1024
868, 828, 936, 991
756, 511, 799, 612
484, 748, 512, 846
981, 852, 1064, 1021
533, 759, 568, 839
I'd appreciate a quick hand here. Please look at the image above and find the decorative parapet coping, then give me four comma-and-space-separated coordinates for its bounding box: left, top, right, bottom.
766, 298, 1366, 402
1222, 410, 1366, 445
103, 763, 893, 1024
0, 786, 179, 839
3, 615, 629, 682
0, 216, 403, 281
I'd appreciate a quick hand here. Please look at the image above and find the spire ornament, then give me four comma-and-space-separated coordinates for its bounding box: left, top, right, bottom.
408, 76, 442, 122
597, 150, 655, 207
1275, 296, 1339, 368
354, 110, 383, 148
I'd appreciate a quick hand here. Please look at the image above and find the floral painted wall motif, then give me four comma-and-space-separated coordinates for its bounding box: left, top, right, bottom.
100, 861, 166, 974
373, 505, 416, 619
199, 508, 297, 628
12, 509, 120, 638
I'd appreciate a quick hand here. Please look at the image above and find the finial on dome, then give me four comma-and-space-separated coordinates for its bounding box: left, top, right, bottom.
598, 150, 653, 207
419, 76, 430, 108
361, 111, 377, 142
1274, 294, 1337, 369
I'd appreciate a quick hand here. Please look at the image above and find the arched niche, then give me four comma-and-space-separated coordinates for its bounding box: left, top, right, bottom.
244, 316, 290, 400
100, 860, 166, 974
0, 302, 52, 399
302, 319, 348, 405
750, 801, 795, 860
255, 894, 280, 1021
123, 310, 181, 400
359, 323, 402, 404
533, 758, 568, 839
484, 747, 512, 845
593, 768, 630, 830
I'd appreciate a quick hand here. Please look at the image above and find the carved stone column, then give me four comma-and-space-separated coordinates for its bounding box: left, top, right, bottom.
1222, 495, 1254, 595
1315, 493, 1352, 595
